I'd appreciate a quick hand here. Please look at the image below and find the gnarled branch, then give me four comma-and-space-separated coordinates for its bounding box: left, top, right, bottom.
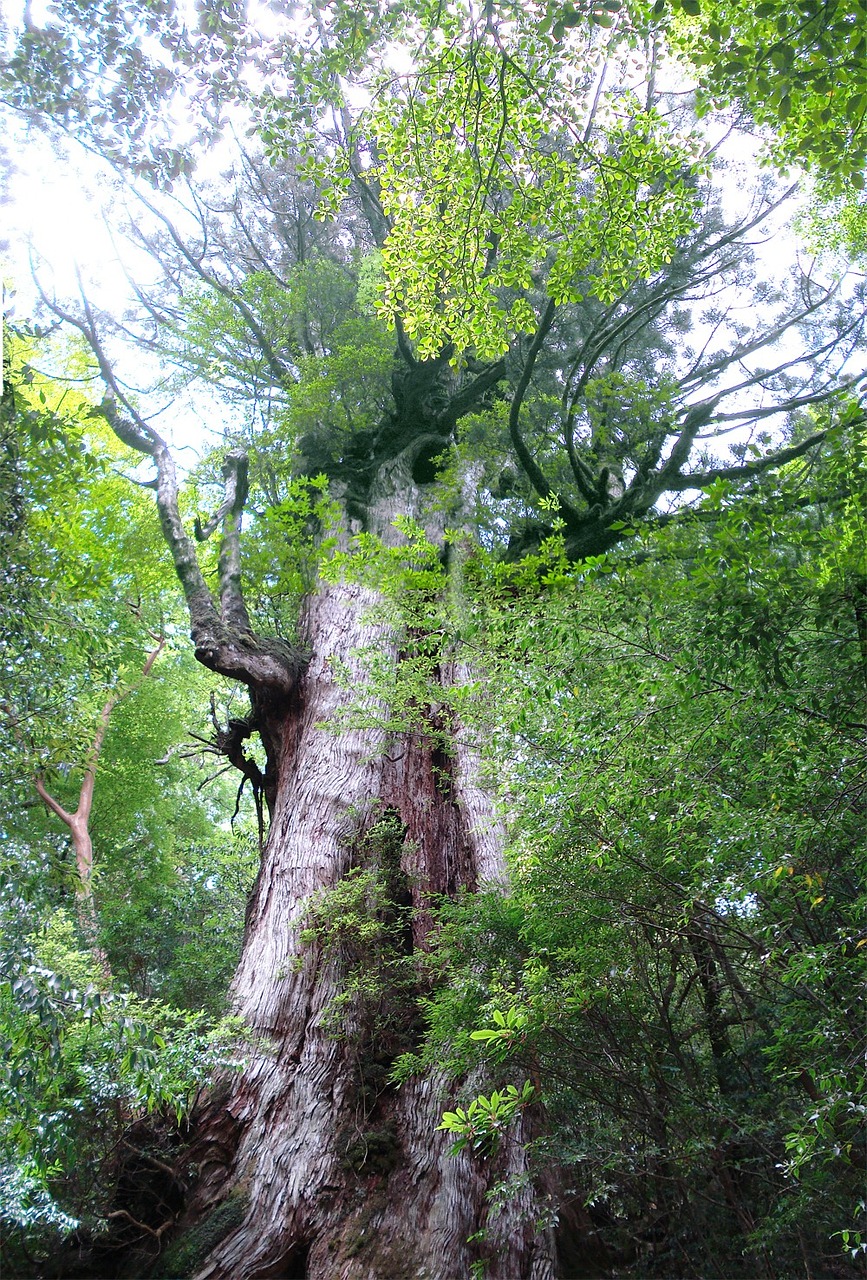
34, 287, 305, 697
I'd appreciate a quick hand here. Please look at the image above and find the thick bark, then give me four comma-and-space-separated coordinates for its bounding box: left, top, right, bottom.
84, 351, 573, 1275
179, 455, 558, 1280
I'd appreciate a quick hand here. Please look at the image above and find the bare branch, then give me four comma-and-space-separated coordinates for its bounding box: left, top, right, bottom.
104, 1209, 175, 1240
129, 185, 299, 390
216, 450, 254, 636
40, 298, 306, 697
666, 426, 837, 491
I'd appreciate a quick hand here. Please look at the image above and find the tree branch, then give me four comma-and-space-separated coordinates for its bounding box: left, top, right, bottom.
508, 300, 581, 526
33, 776, 74, 826
439, 356, 506, 428
216, 450, 254, 636
101, 396, 303, 694
666, 426, 835, 491
130, 186, 299, 390
34, 288, 306, 697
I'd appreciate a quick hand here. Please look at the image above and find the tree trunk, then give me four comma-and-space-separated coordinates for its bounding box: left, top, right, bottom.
182, 455, 557, 1280
29, 636, 164, 986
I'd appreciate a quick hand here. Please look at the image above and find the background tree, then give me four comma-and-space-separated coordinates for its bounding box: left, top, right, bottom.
0, 332, 256, 1000
0, 333, 261, 1274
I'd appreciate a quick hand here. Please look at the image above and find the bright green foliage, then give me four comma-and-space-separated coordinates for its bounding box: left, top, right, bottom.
667, 0, 867, 187
302, 867, 396, 953
97, 823, 258, 1014
174, 253, 394, 520
804, 184, 867, 265
0, 339, 262, 1266
236, 475, 342, 640
371, 34, 703, 357
531, 0, 867, 190
0, 898, 245, 1255
469, 1005, 529, 1048
438, 1080, 535, 1155
1, 335, 171, 767
173, 272, 302, 398
1, 337, 256, 1011
272, 314, 393, 464
3, 0, 867, 1270
249, 3, 707, 358
171, 260, 385, 405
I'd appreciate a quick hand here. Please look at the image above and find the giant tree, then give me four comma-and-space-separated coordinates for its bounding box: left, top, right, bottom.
3, 3, 866, 1276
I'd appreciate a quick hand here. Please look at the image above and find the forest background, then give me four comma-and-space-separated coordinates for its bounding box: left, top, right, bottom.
1, 0, 866, 1277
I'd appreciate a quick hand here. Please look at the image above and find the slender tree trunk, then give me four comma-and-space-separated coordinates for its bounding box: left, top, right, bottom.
29, 636, 164, 984
183, 458, 557, 1280
32, 786, 108, 973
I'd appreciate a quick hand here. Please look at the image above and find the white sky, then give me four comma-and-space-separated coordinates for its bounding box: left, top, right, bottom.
3, 120, 234, 455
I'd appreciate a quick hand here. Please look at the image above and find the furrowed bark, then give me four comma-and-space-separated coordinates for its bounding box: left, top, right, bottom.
171, 453, 559, 1280
85, 335, 580, 1277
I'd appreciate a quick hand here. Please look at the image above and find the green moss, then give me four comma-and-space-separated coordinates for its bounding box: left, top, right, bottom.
338, 1121, 401, 1176
341, 1190, 387, 1260
153, 1191, 249, 1279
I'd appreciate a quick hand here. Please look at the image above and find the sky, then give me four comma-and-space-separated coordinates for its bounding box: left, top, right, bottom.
3, 119, 235, 455
1, 0, 243, 455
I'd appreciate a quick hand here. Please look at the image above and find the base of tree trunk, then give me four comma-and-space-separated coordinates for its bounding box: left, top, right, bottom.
170, 1062, 561, 1280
